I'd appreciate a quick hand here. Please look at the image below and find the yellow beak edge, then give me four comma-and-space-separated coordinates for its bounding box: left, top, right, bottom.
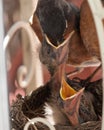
60, 77, 77, 100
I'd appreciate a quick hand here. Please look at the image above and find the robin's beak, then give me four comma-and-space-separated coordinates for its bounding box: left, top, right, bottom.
60, 77, 77, 100
60, 77, 85, 125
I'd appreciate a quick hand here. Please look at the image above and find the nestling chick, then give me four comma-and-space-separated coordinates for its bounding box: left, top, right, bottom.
60, 76, 102, 125
60, 75, 102, 126
72, 77, 103, 117
30, 0, 79, 75
21, 64, 73, 126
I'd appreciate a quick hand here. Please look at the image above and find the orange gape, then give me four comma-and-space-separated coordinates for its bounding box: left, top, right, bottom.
60, 77, 77, 100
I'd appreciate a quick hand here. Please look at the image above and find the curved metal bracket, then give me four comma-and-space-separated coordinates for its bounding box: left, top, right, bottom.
3, 21, 43, 88
24, 117, 56, 130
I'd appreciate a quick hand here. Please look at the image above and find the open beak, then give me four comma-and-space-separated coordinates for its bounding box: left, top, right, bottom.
60, 77, 85, 125
60, 76, 77, 100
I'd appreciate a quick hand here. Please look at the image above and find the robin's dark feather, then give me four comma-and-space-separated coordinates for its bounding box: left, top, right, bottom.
35, 0, 79, 46
36, 0, 66, 45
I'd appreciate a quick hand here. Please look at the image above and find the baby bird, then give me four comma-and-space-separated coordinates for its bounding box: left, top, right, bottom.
60, 75, 102, 126
21, 65, 73, 126
30, 0, 79, 75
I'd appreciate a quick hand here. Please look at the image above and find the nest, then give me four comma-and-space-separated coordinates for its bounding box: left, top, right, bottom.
10, 77, 102, 130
